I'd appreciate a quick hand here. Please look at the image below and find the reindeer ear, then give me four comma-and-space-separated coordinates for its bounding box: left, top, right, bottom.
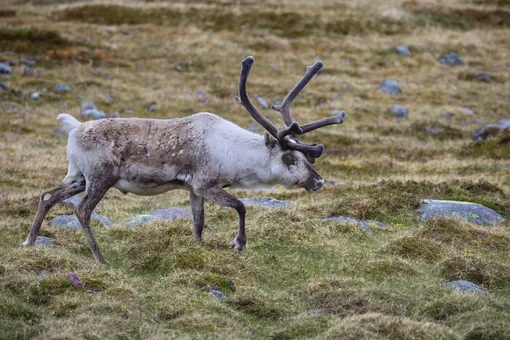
264, 131, 278, 149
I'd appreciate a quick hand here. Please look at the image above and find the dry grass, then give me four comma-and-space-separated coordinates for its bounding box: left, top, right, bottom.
1, 0, 509, 339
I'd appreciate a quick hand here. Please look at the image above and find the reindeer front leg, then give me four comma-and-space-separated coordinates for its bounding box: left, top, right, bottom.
190, 192, 205, 242
195, 187, 246, 252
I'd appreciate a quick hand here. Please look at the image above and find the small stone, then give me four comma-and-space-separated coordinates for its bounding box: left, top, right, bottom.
21, 58, 36, 66
272, 99, 282, 105
255, 96, 269, 109
41, 88, 47, 93
23, 67, 37, 76
445, 280, 486, 293
80, 102, 107, 120
124, 109, 134, 114
109, 111, 120, 118
389, 105, 408, 118
459, 108, 474, 116
35, 236, 54, 248
147, 104, 158, 112
474, 75, 493, 83
240, 197, 288, 209
0, 81, 7, 90
208, 289, 227, 300
38, 271, 50, 279
425, 127, 442, 135
473, 119, 510, 141
105, 95, 115, 103
30, 92, 41, 100
50, 214, 111, 229
442, 112, 455, 119
438, 53, 463, 66
419, 199, 504, 226
150, 207, 192, 221
0, 62, 13, 74
378, 80, 401, 95
54, 84, 71, 93
395, 45, 412, 56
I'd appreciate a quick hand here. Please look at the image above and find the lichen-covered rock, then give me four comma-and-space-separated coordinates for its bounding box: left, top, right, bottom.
240, 197, 288, 208
35, 236, 54, 248
124, 207, 192, 227
419, 199, 503, 226
389, 105, 408, 118
150, 207, 192, 221
445, 280, 486, 293
378, 80, 401, 95
438, 53, 463, 66
472, 119, 510, 141
54, 84, 71, 93
208, 289, 227, 300
50, 214, 112, 229
395, 45, 411, 56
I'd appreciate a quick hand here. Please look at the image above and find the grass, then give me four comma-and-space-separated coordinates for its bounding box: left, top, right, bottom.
1, 0, 510, 338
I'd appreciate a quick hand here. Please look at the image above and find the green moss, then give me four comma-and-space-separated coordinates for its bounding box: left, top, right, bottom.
388, 235, 442, 262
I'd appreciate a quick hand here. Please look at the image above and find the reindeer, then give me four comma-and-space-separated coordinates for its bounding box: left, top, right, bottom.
22, 56, 345, 264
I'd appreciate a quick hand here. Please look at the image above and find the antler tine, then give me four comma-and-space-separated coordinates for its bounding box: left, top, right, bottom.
235, 56, 279, 138
300, 110, 346, 134
272, 60, 324, 126
285, 139, 324, 164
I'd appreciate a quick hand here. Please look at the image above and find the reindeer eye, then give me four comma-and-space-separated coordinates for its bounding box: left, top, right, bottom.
282, 153, 296, 166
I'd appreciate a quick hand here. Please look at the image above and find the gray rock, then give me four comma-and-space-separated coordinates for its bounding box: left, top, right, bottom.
272, 99, 282, 105
474, 75, 493, 83
438, 53, 463, 66
442, 112, 455, 119
395, 45, 412, 56
124, 207, 192, 227
124, 215, 161, 227
124, 109, 134, 114
240, 197, 288, 209
389, 105, 408, 118
30, 92, 41, 100
473, 119, 510, 141
35, 236, 54, 248
0, 62, 13, 74
80, 102, 107, 120
23, 67, 36, 76
21, 58, 36, 66
459, 107, 474, 116
147, 104, 158, 112
54, 84, 71, 93
307, 216, 390, 235
0, 81, 7, 90
445, 280, 486, 293
109, 111, 120, 118
255, 96, 269, 109
105, 95, 115, 103
209, 289, 227, 300
50, 214, 112, 229
419, 199, 504, 226
378, 80, 401, 95
150, 207, 192, 221
426, 127, 442, 135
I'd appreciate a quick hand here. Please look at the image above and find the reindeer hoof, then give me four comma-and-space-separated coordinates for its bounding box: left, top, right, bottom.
21, 240, 33, 248
230, 238, 246, 252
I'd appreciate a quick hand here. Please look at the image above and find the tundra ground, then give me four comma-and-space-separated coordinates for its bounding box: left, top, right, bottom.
0, 0, 509, 339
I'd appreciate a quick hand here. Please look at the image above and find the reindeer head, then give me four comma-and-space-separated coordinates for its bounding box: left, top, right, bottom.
235, 56, 345, 192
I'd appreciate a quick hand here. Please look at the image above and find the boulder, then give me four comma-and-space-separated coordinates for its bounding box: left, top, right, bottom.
472, 119, 510, 141
240, 197, 288, 209
306, 216, 390, 235
50, 214, 112, 229
124, 207, 192, 227
445, 280, 486, 293
438, 53, 463, 66
378, 80, 401, 95
395, 45, 412, 56
419, 199, 503, 226
35, 236, 54, 248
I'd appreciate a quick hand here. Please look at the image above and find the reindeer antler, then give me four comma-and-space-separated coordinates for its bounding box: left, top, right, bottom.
236, 56, 345, 163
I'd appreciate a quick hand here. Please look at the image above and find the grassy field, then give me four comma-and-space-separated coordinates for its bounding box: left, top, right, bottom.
1, 0, 509, 338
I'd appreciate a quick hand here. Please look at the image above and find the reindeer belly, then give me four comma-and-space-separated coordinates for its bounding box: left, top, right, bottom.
113, 179, 186, 196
